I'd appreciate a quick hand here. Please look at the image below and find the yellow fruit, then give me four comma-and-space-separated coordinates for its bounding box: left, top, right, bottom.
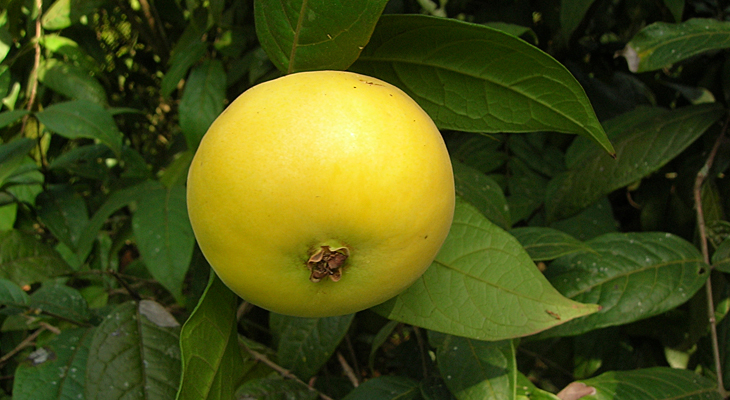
186, 70, 455, 317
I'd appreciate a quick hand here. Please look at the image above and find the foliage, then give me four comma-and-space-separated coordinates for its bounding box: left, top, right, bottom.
1, 0, 730, 399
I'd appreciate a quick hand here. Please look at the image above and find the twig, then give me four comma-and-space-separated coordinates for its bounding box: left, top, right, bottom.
694, 117, 729, 398
243, 345, 334, 400
0, 324, 51, 367
20, 0, 43, 135
337, 351, 359, 387
412, 326, 429, 380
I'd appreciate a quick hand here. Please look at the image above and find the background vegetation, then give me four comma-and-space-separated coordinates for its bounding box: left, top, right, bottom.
1, 0, 730, 399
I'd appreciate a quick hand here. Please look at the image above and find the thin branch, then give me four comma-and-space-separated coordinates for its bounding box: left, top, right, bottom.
337, 351, 359, 387
0, 323, 53, 367
243, 345, 334, 400
20, 0, 43, 135
694, 117, 729, 398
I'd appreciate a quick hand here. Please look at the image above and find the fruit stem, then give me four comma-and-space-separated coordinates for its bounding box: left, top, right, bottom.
307, 246, 349, 282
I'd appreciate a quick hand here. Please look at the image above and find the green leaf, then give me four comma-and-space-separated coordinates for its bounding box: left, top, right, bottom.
545, 104, 725, 221
664, 0, 684, 22
538, 232, 708, 338
36, 185, 89, 251
0, 26, 10, 63
35, 100, 123, 156
560, 0, 595, 39
29, 284, 91, 324
0, 278, 29, 308
446, 133, 506, 175
578, 367, 722, 399
179, 59, 226, 150
712, 236, 730, 273
516, 372, 560, 400
507, 157, 547, 223
76, 180, 156, 261
42, 0, 104, 30
437, 336, 516, 399
12, 328, 93, 400
0, 109, 30, 129
453, 160, 511, 229
86, 301, 181, 400
38, 59, 108, 105
510, 227, 593, 261
177, 274, 245, 400
0, 138, 35, 186
619, 18, 730, 73
254, 0, 389, 73
549, 197, 617, 241
132, 182, 195, 304
48, 143, 113, 181
373, 198, 600, 341
0, 230, 71, 286
234, 374, 319, 400
270, 312, 355, 380
341, 376, 420, 400
161, 25, 208, 98
41, 34, 102, 74
351, 15, 614, 155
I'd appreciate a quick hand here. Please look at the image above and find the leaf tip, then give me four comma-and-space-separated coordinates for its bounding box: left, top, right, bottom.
615, 44, 640, 73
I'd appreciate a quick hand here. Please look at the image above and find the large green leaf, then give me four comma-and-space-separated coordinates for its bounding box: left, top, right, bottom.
270, 313, 355, 380
41, 34, 101, 74
86, 301, 181, 400
351, 15, 614, 155
437, 336, 516, 400
35, 100, 123, 156
42, 0, 104, 30
38, 59, 108, 105
36, 185, 89, 252
177, 274, 245, 400
538, 232, 708, 338
0, 109, 31, 129
29, 284, 91, 324
545, 104, 724, 221
132, 182, 195, 304
561, 0, 595, 40
373, 198, 600, 341
254, 0, 389, 73
578, 367, 722, 399
0, 230, 71, 286
619, 18, 730, 73
179, 59, 226, 149
12, 328, 94, 400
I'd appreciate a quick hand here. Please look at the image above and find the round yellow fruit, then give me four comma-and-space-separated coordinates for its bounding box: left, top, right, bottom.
186, 70, 455, 317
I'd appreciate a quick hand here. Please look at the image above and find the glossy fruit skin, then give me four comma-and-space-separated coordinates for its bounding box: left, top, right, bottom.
186, 70, 455, 317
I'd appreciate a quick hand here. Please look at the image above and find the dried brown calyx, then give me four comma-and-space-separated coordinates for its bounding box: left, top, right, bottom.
307, 246, 349, 282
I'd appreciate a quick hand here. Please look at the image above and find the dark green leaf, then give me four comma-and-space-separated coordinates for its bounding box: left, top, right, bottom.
453, 160, 511, 229
38, 59, 108, 105
161, 22, 209, 97
374, 198, 600, 341
664, 0, 684, 22
437, 336, 515, 399
42, 0, 104, 30
132, 182, 195, 304
76, 180, 156, 261
234, 374, 319, 400
0, 26, 10, 63
35, 100, 123, 156
507, 157, 547, 223
368, 320, 398, 371
539, 232, 708, 338
446, 133, 506, 175
0, 278, 29, 308
351, 15, 614, 155
0, 110, 30, 129
179, 59, 226, 149
341, 376, 420, 400
549, 197, 617, 241
48, 143, 113, 181
0, 230, 71, 286
86, 301, 181, 400
177, 274, 245, 400
270, 313, 355, 380
29, 284, 91, 324
0, 138, 35, 186
36, 185, 89, 251
713, 236, 730, 273
578, 367, 722, 399
12, 328, 93, 400
560, 0, 595, 40
254, 0, 389, 73
619, 18, 730, 73
545, 104, 724, 221
510, 227, 592, 261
